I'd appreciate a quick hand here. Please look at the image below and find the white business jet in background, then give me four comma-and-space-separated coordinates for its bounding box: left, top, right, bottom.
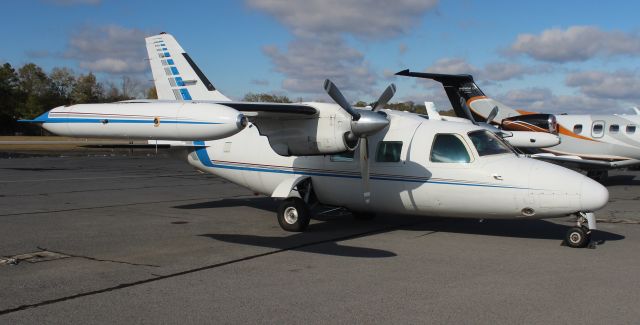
20, 33, 609, 248
397, 70, 640, 182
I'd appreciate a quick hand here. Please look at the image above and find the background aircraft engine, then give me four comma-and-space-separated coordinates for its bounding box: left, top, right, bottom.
34, 102, 247, 141
501, 114, 558, 134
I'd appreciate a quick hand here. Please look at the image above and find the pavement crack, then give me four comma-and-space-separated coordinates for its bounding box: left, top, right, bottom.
36, 247, 160, 268
0, 221, 419, 316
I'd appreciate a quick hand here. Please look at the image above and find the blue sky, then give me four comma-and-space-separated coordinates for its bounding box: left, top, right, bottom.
3, 0, 640, 114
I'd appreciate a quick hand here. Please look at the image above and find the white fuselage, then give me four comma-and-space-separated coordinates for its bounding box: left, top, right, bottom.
550, 114, 640, 161
187, 110, 607, 219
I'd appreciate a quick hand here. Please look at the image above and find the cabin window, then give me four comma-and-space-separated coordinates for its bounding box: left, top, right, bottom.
573, 124, 583, 134
330, 151, 354, 162
627, 125, 636, 134
592, 122, 605, 138
610, 124, 620, 133
468, 130, 512, 156
430, 134, 471, 163
375, 141, 403, 162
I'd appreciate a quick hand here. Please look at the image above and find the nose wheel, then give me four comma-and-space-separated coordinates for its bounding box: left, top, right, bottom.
564, 212, 596, 248
565, 227, 590, 248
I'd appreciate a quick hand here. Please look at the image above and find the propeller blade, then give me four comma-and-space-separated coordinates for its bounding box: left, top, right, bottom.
360, 137, 371, 204
323, 79, 361, 120
371, 84, 397, 111
459, 97, 478, 125
486, 106, 499, 123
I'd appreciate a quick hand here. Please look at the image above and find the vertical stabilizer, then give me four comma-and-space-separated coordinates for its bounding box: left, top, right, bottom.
145, 33, 230, 101
396, 70, 522, 121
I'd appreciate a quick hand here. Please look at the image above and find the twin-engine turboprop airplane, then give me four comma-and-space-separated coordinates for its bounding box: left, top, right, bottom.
397, 70, 640, 182
21, 33, 610, 248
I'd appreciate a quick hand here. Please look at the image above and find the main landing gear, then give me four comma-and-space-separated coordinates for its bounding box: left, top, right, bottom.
277, 197, 311, 232
277, 179, 314, 232
564, 212, 597, 248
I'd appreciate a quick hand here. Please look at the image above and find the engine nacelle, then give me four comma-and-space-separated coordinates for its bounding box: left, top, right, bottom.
32, 101, 247, 141
501, 114, 558, 134
252, 102, 356, 156
501, 131, 560, 148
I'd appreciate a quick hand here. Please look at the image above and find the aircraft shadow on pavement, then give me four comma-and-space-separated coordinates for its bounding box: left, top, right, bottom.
401, 218, 625, 243
605, 174, 640, 186
174, 197, 278, 213
185, 197, 624, 256
199, 232, 397, 258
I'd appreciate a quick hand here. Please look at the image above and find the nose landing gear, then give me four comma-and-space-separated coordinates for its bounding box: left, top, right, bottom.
564, 212, 597, 248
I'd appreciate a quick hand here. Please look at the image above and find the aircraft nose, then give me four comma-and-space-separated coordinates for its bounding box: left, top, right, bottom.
580, 177, 609, 211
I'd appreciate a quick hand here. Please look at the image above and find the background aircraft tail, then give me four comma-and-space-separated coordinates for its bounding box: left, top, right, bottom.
395, 70, 521, 121
145, 33, 230, 101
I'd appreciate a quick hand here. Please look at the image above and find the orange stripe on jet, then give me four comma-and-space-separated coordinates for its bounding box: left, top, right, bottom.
558, 125, 597, 142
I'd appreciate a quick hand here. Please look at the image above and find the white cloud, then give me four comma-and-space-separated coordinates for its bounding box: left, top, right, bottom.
247, 0, 438, 97
565, 70, 640, 100
64, 25, 148, 75
496, 87, 624, 114
246, 0, 437, 39
399, 43, 408, 55
509, 26, 640, 62
250, 79, 270, 86
418, 58, 547, 84
263, 35, 376, 96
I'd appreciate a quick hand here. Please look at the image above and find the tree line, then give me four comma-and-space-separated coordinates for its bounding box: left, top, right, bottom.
1, 62, 454, 135
0, 62, 154, 135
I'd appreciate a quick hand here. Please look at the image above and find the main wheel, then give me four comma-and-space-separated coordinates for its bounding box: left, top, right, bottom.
277, 198, 310, 232
564, 227, 591, 248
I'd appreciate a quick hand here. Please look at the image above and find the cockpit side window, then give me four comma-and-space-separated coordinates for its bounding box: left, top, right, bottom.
468, 130, 513, 156
430, 134, 471, 163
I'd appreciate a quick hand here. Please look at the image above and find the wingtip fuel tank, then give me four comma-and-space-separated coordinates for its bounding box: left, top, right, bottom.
25, 101, 247, 141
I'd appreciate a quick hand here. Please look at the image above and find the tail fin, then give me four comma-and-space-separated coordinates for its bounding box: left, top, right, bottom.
395, 70, 520, 121
145, 33, 230, 101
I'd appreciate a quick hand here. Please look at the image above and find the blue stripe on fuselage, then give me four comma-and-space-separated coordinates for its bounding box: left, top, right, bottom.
38, 117, 221, 125
190, 146, 527, 190
193, 141, 214, 167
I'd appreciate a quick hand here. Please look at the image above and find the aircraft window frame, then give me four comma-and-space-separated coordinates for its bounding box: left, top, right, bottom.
592, 121, 605, 138
429, 133, 472, 164
330, 151, 355, 162
467, 130, 514, 157
610, 124, 620, 133
627, 125, 636, 134
375, 141, 403, 163
573, 124, 583, 134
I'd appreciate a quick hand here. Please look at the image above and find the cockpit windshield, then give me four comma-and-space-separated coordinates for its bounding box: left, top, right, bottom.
467, 130, 514, 156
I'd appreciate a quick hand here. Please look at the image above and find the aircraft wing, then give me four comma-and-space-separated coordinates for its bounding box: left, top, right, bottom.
530, 153, 640, 170
219, 101, 318, 118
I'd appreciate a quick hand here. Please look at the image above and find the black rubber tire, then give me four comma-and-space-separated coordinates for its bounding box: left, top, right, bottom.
564, 227, 590, 248
277, 198, 310, 232
352, 211, 376, 220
